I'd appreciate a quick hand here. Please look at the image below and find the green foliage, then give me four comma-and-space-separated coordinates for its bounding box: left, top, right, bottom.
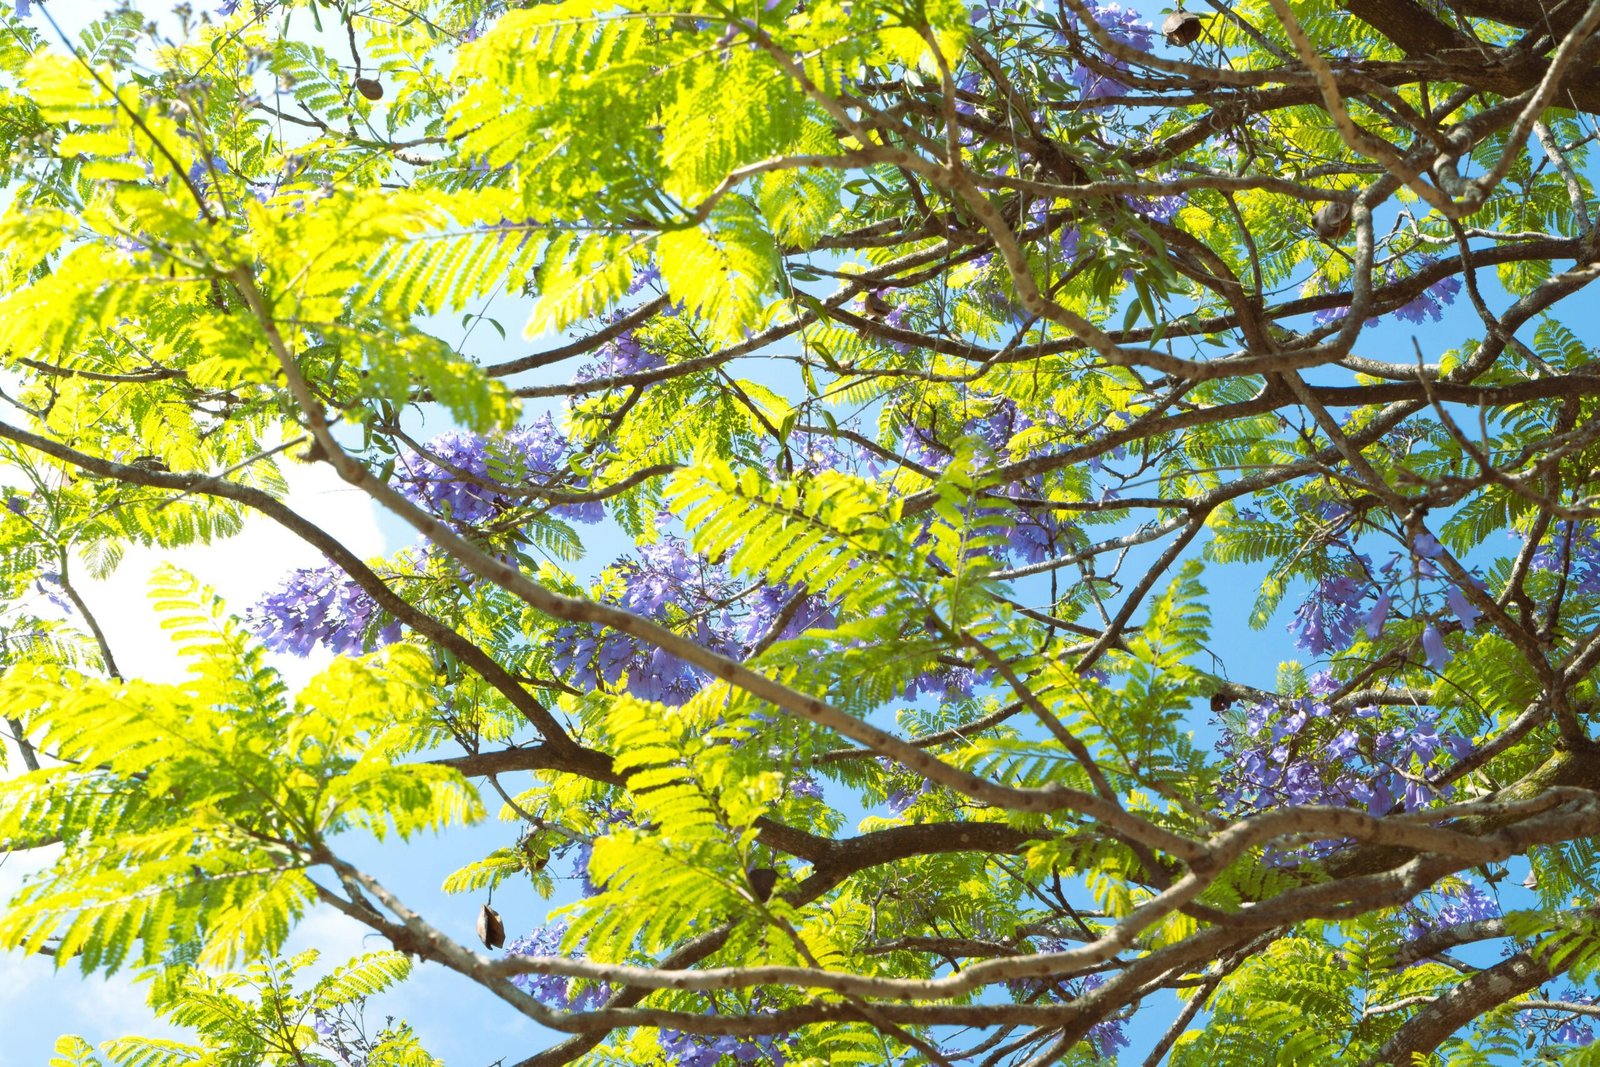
0, 569, 479, 973
4, 0, 1600, 1064
53, 949, 434, 1067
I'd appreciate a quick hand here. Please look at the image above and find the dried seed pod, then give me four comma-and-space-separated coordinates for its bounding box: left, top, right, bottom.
354, 77, 384, 101
1162, 12, 1204, 47
1210, 692, 1233, 713
477, 903, 506, 950
1313, 201, 1353, 241
859, 291, 892, 319
746, 867, 779, 903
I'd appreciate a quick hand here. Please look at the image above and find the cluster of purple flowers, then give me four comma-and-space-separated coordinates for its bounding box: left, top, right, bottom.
1393, 270, 1464, 325
394, 415, 604, 526
572, 330, 665, 385
1060, 2, 1153, 101
1403, 879, 1500, 941
506, 920, 792, 1065
952, 70, 981, 117
902, 662, 989, 704
1060, 225, 1081, 261
548, 535, 837, 705
248, 566, 401, 656
504, 922, 613, 1010
1216, 679, 1472, 817
886, 776, 931, 816
1284, 524, 1485, 668
1005, 961, 1129, 1057
900, 396, 1068, 566
1530, 522, 1600, 595
1518, 987, 1600, 1047
786, 430, 860, 476
1288, 569, 1371, 657
658, 1027, 788, 1066
1312, 256, 1464, 328
249, 419, 614, 657
185, 155, 231, 194
1125, 178, 1185, 224
310, 1011, 379, 1067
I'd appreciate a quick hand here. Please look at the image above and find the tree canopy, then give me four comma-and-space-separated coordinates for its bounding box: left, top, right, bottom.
7, 0, 1600, 1062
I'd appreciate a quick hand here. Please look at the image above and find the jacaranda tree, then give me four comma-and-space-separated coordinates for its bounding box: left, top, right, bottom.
7, 0, 1600, 1062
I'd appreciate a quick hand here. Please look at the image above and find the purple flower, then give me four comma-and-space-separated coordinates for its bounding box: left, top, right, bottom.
549, 535, 838, 706
1393, 274, 1462, 325
737, 582, 836, 645
1088, 1019, 1129, 1058
1554, 1017, 1597, 1046
1313, 305, 1348, 328
1530, 523, 1600, 594
1421, 623, 1449, 670
952, 70, 980, 116
1406, 879, 1500, 941
1217, 698, 1468, 820
14, 0, 30, 16
186, 155, 230, 192
1443, 586, 1481, 630
1362, 592, 1392, 639
1125, 180, 1185, 224
248, 565, 402, 656
659, 1027, 788, 1066
1412, 531, 1444, 559
1434, 882, 1499, 926
505, 922, 612, 1010
573, 331, 665, 384
1062, 1, 1153, 102
1003, 970, 1127, 1053
1326, 729, 1359, 760
396, 418, 604, 526
1060, 226, 1080, 261
788, 431, 850, 476
1288, 572, 1367, 656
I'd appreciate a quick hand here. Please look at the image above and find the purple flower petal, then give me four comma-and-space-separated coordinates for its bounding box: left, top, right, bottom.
1444, 586, 1482, 630
1363, 592, 1392, 639
1412, 532, 1444, 559
1421, 623, 1449, 670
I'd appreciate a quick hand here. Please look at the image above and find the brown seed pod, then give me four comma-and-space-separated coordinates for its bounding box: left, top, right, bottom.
1313, 201, 1353, 241
746, 867, 779, 903
859, 291, 892, 319
1210, 692, 1233, 713
1162, 12, 1204, 47
354, 77, 384, 102
477, 903, 506, 950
